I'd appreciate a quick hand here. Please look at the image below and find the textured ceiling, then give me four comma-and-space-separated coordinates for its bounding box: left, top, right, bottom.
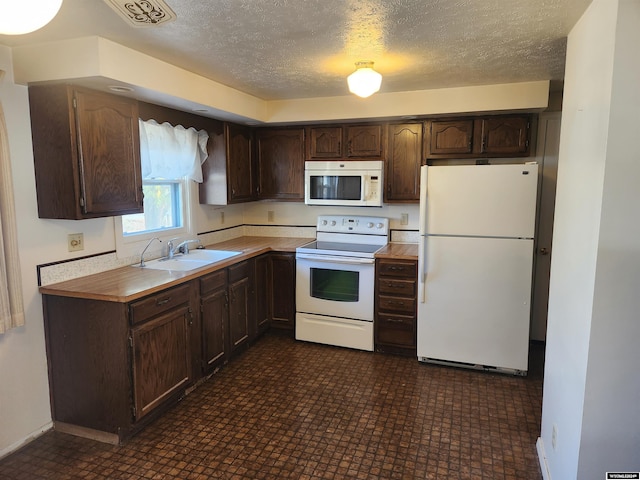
0, 0, 592, 100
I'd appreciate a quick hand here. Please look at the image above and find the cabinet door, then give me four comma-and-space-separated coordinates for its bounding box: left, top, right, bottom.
226, 123, 255, 202
385, 123, 423, 202
74, 89, 143, 216
346, 125, 384, 158
426, 120, 474, 156
306, 126, 342, 159
479, 116, 530, 155
256, 128, 305, 200
228, 269, 250, 352
253, 254, 270, 337
201, 287, 227, 369
269, 253, 295, 330
131, 306, 192, 419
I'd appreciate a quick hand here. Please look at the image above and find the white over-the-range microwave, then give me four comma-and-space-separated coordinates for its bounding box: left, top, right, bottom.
304, 160, 383, 207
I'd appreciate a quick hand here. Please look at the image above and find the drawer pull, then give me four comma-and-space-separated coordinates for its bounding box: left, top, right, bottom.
386, 282, 404, 289
388, 301, 405, 306
156, 297, 171, 306
386, 318, 406, 324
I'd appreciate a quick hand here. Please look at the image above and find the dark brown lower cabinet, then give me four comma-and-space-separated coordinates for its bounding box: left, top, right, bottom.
253, 254, 270, 337
130, 305, 192, 419
228, 261, 251, 353
200, 269, 228, 371
43, 282, 198, 444
375, 259, 418, 356
42, 251, 296, 444
269, 253, 296, 332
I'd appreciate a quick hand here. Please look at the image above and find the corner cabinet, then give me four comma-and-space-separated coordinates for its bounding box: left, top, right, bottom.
425, 114, 532, 160
28, 84, 143, 219
256, 128, 305, 200
385, 123, 423, 203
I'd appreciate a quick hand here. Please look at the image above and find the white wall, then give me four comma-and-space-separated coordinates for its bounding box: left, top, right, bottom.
243, 201, 420, 232
539, 0, 640, 478
577, 0, 640, 475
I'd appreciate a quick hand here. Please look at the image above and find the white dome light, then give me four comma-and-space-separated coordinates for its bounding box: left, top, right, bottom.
0, 0, 63, 35
347, 61, 382, 98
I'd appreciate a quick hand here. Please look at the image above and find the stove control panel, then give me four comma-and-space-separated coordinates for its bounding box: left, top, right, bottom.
316, 215, 389, 235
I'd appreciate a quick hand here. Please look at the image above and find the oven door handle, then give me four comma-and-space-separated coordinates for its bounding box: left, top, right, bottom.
296, 253, 375, 265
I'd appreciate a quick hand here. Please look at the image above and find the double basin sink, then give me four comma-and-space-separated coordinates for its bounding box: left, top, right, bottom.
136, 249, 242, 272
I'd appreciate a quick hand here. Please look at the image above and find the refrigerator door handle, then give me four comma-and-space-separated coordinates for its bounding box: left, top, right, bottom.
418, 235, 427, 303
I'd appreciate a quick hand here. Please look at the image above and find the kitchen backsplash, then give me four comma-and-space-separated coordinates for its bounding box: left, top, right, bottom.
38, 224, 316, 286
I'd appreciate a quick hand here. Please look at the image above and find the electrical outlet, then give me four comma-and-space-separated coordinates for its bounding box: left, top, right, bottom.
220, 211, 225, 224
267, 210, 274, 222
400, 213, 409, 225
68, 233, 84, 252
551, 424, 558, 450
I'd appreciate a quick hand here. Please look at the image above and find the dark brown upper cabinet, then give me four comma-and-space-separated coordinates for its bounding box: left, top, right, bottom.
385, 123, 423, 203
28, 84, 143, 219
306, 126, 342, 159
200, 122, 256, 205
478, 115, 530, 155
306, 124, 385, 160
425, 114, 532, 160
425, 119, 475, 157
256, 128, 305, 200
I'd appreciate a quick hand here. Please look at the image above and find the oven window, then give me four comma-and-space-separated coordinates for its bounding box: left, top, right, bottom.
310, 268, 360, 302
309, 175, 361, 200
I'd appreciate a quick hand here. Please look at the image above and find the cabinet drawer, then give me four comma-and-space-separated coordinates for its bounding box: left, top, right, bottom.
130, 283, 191, 325
378, 278, 415, 297
200, 269, 227, 295
376, 314, 415, 347
228, 260, 250, 283
377, 260, 416, 278
378, 295, 415, 314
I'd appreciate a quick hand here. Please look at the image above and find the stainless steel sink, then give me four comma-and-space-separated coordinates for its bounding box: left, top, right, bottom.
135, 249, 242, 272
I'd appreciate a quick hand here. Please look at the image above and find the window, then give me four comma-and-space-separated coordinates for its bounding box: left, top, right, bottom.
115, 177, 194, 259
115, 119, 208, 260
122, 180, 183, 236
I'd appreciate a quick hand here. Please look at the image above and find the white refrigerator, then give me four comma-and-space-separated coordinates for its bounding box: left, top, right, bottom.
417, 163, 538, 375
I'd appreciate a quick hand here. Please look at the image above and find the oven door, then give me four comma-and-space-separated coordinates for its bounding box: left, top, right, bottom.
295, 253, 375, 321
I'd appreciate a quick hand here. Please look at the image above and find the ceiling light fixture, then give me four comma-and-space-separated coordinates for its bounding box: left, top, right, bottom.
347, 61, 382, 98
0, 0, 63, 35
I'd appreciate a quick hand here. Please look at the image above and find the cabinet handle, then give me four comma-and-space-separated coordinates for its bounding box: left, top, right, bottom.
386, 282, 404, 289
156, 297, 171, 306
387, 300, 406, 306
225, 292, 229, 307
385, 317, 406, 324
387, 266, 406, 272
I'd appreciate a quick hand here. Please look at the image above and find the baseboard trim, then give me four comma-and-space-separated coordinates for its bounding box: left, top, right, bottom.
537, 437, 552, 480
54, 422, 120, 445
0, 422, 53, 460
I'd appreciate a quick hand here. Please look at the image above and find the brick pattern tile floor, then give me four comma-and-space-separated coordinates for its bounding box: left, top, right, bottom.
0, 333, 544, 479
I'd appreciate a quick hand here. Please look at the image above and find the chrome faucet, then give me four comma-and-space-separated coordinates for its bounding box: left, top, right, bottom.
139, 237, 161, 267
167, 238, 201, 258
176, 239, 201, 255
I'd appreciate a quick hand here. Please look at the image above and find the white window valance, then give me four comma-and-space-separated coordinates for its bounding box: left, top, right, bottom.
138, 119, 209, 182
